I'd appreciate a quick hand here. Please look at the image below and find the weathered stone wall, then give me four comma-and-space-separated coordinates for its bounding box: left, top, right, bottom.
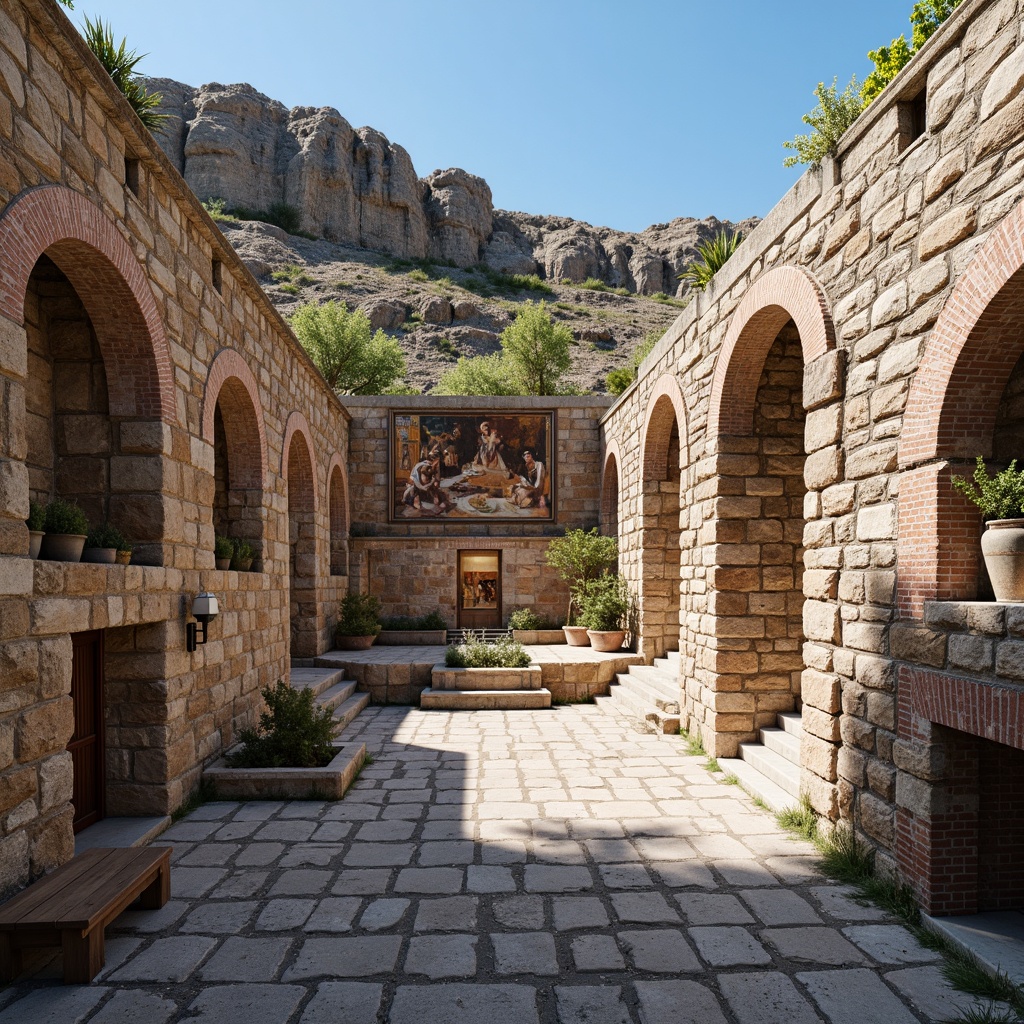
0, 0, 352, 896
601, 0, 1024, 909
344, 395, 611, 630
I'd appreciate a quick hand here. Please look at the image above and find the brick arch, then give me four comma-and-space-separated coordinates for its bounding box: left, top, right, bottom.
282, 411, 317, 514
600, 442, 621, 539
0, 184, 175, 421
901, 198, 1024, 469
708, 266, 834, 437
327, 452, 350, 577
641, 374, 688, 483
202, 349, 267, 489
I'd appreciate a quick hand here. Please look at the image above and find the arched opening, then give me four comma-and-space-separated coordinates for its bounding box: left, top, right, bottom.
203, 352, 267, 566
600, 450, 620, 545
640, 387, 685, 661
328, 459, 349, 577
285, 423, 317, 658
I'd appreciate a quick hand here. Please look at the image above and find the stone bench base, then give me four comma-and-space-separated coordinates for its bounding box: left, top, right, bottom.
420, 687, 552, 710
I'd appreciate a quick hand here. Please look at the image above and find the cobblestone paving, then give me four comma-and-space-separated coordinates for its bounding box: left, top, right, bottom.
0, 704, 999, 1023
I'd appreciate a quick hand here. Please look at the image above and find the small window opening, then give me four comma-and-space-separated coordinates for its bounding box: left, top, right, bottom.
898, 90, 927, 151
212, 259, 223, 294
124, 157, 140, 198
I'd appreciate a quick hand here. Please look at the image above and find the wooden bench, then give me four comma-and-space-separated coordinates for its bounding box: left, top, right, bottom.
0, 846, 171, 984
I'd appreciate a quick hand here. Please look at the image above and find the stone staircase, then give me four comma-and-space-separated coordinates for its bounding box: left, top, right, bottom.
290, 664, 370, 736
597, 651, 682, 734
718, 711, 802, 813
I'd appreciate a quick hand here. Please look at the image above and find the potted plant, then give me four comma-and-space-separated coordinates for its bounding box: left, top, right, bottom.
215, 534, 234, 570
82, 523, 125, 564
545, 527, 618, 646
953, 457, 1024, 601
577, 572, 630, 652
116, 536, 133, 565
335, 592, 381, 650
26, 500, 45, 559
231, 539, 256, 572
40, 498, 90, 562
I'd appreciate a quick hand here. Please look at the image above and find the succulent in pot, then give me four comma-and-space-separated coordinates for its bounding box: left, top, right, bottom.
83, 523, 126, 564
215, 534, 234, 570
952, 457, 1024, 602
26, 500, 45, 559
40, 498, 90, 562
576, 572, 630, 652
335, 592, 382, 650
230, 539, 256, 572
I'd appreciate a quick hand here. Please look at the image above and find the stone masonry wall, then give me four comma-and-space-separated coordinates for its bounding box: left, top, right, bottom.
601, 0, 1024, 904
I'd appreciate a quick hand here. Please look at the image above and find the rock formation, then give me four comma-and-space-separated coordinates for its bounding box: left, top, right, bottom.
149, 78, 758, 292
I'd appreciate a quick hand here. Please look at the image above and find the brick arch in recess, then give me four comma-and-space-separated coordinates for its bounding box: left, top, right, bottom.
897, 197, 1024, 616
600, 441, 621, 539
0, 184, 175, 421
707, 266, 834, 438
282, 411, 318, 514
641, 374, 688, 483
202, 349, 268, 489
327, 452, 350, 577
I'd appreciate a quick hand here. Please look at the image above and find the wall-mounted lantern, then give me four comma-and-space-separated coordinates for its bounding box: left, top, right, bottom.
186, 592, 219, 652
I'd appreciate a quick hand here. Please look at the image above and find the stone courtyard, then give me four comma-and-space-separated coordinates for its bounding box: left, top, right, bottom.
0, 701, 1002, 1024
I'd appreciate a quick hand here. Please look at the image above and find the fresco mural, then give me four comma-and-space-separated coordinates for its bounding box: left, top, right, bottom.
390, 411, 555, 520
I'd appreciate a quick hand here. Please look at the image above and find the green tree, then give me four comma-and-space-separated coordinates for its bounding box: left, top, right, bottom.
82, 17, 167, 133
606, 330, 660, 396
545, 528, 618, 625
678, 229, 743, 293
433, 353, 517, 397
783, 76, 864, 167
501, 301, 573, 395
57, 0, 74, 7
910, 0, 962, 48
290, 300, 407, 395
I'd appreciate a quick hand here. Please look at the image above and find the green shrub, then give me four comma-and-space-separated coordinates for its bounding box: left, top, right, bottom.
279, 282, 300, 295
380, 612, 447, 631
435, 337, 459, 358
649, 292, 687, 307
85, 523, 126, 549
951, 457, 1024, 519
215, 535, 234, 560
226, 680, 335, 768
202, 197, 237, 223
445, 633, 531, 668
27, 500, 45, 531
506, 273, 553, 294
272, 265, 315, 286
231, 539, 256, 568
606, 330, 660, 396
578, 278, 609, 292
43, 498, 89, 536
576, 572, 630, 631
337, 592, 382, 637
508, 608, 544, 630
407, 269, 429, 283
546, 528, 618, 624
783, 76, 864, 167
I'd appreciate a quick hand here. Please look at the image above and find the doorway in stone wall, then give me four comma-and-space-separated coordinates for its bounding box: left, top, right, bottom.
457, 551, 502, 630
69, 631, 105, 833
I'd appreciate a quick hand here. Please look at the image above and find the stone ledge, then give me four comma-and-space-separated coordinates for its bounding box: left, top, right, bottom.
431, 664, 543, 692
203, 742, 366, 800
420, 687, 552, 710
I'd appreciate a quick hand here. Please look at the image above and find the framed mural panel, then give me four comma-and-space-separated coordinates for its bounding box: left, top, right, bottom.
390, 411, 555, 521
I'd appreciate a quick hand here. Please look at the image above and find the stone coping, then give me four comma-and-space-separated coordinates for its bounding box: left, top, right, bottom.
512, 629, 566, 645
203, 742, 366, 800
431, 664, 543, 692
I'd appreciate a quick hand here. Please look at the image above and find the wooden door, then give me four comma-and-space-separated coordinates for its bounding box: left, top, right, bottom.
69, 631, 104, 833
457, 550, 502, 629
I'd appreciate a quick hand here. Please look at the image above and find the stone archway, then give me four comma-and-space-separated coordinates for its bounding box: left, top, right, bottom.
327, 452, 349, 577
283, 412, 318, 658
600, 444, 621, 545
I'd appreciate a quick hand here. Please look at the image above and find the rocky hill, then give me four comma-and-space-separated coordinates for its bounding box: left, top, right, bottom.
148, 79, 759, 297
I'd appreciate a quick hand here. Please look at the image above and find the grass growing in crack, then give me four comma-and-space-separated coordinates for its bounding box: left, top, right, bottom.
722, 773, 740, 786
172, 777, 216, 821
944, 1003, 1021, 1023
777, 796, 818, 842
937, 942, 1024, 1015
680, 728, 705, 757
705, 756, 721, 773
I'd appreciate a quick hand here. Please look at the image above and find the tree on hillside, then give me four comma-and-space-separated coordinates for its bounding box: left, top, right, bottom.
291, 300, 407, 395
782, 77, 864, 168
433, 301, 577, 396
83, 17, 168, 133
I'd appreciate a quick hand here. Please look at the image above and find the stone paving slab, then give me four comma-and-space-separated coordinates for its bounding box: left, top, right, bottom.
0, 702, 1014, 1023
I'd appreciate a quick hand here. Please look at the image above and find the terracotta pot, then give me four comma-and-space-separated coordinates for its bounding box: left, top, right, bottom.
335, 634, 376, 651
981, 518, 1024, 601
28, 530, 44, 559
82, 547, 116, 564
587, 629, 626, 653
40, 533, 86, 562
215, 557, 231, 571
563, 626, 591, 647
232, 557, 254, 572
116, 550, 132, 565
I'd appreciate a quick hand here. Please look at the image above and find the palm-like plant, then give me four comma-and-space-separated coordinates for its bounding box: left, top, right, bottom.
678, 229, 743, 293
82, 17, 167, 134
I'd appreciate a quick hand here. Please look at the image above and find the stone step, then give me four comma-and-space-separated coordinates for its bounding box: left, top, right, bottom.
717, 757, 800, 814
613, 669, 680, 713
662, 650, 681, 669
420, 687, 552, 710
315, 680, 357, 714
736, 742, 801, 797
651, 655, 679, 679
777, 711, 802, 737
760, 725, 801, 766
290, 666, 347, 699
332, 692, 370, 733
597, 686, 680, 735
627, 664, 679, 699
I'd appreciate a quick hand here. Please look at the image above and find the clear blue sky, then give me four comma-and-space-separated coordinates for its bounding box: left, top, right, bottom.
73, 0, 910, 231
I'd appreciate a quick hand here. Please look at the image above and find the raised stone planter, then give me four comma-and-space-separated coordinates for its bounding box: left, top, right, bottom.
512, 629, 566, 645
431, 664, 542, 691
377, 630, 447, 646
203, 742, 366, 800
422, 663, 551, 709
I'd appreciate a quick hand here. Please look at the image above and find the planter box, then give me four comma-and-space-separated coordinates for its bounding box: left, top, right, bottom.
203, 742, 366, 800
512, 629, 566, 645
377, 630, 447, 646
431, 664, 542, 691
